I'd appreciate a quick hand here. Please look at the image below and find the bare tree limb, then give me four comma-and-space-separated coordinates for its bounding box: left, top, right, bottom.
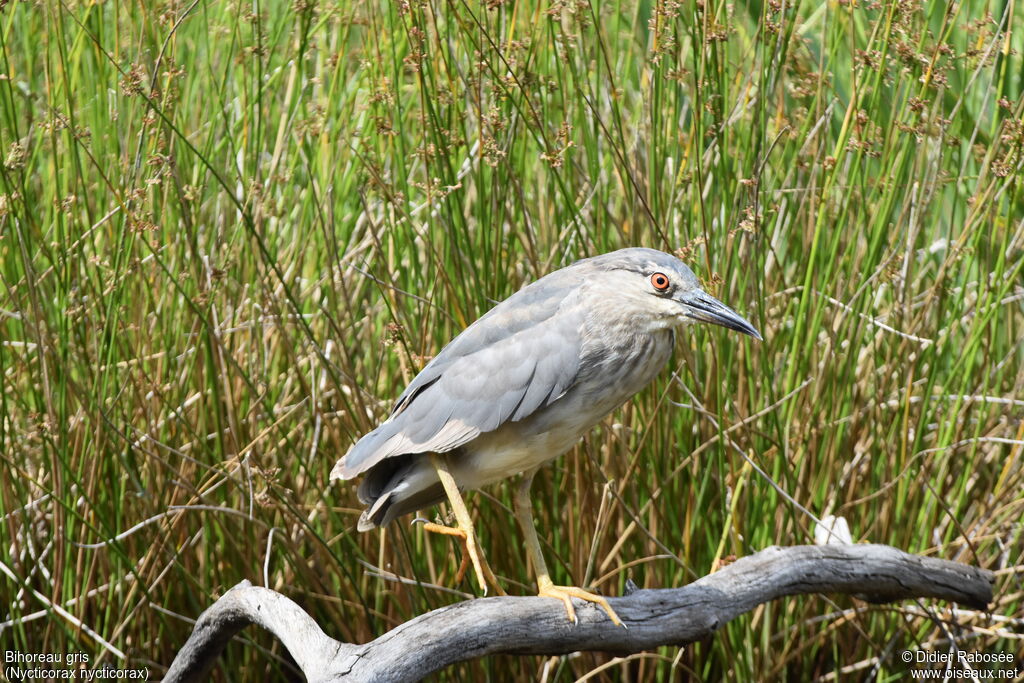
164, 544, 994, 683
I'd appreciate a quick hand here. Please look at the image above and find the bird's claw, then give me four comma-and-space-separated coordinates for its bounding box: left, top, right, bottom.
537, 580, 624, 627
417, 520, 506, 596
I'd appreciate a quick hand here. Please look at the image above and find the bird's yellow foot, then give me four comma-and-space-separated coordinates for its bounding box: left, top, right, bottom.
537, 576, 623, 626
417, 520, 506, 596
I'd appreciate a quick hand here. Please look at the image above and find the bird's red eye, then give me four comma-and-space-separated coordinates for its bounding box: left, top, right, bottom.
650, 272, 671, 291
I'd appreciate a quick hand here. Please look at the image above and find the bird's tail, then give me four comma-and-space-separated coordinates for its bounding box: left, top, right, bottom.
350, 455, 447, 532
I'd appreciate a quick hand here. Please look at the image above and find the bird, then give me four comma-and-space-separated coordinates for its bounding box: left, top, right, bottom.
332, 247, 761, 625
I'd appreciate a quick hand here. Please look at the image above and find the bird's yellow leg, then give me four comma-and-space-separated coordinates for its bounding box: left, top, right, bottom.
428, 454, 506, 596
514, 469, 623, 627
418, 522, 472, 584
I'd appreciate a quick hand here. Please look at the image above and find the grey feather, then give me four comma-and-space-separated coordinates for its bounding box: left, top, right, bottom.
332, 271, 587, 480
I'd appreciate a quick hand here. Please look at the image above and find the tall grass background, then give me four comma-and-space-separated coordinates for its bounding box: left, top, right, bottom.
1, 0, 1022, 679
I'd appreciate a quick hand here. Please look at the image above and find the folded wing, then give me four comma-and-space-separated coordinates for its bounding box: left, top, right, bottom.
331, 274, 585, 481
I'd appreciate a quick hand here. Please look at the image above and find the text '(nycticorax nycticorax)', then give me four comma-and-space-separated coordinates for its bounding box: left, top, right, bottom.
332, 247, 761, 625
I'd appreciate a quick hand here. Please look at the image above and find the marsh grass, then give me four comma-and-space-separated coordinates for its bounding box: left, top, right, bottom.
1, 0, 1022, 679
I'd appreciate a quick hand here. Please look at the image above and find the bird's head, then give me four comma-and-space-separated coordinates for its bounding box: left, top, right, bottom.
582, 247, 762, 340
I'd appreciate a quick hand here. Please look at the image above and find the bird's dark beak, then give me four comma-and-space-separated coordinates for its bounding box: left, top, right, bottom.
678, 290, 762, 340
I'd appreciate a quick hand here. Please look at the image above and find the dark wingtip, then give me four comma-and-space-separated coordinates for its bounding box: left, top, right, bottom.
357, 492, 393, 532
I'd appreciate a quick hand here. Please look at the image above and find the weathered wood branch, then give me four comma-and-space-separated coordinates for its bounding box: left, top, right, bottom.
164, 544, 994, 683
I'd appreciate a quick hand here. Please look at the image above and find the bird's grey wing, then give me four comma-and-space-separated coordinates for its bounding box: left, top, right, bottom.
331, 277, 585, 480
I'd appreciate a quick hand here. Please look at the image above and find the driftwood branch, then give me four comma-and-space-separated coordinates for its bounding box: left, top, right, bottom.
164, 544, 994, 683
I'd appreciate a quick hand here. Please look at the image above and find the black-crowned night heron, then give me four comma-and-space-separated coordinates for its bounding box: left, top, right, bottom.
332, 247, 760, 625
